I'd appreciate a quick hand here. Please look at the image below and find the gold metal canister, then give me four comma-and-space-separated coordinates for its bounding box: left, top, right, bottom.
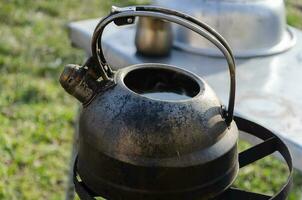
135, 17, 173, 56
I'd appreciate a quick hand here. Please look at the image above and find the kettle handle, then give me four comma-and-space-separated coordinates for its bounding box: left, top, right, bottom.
91, 6, 236, 125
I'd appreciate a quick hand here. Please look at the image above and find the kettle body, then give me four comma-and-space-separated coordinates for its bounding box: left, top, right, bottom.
78, 64, 238, 199
60, 6, 238, 200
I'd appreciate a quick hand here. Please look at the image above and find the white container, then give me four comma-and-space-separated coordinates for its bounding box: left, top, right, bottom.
154, 0, 296, 57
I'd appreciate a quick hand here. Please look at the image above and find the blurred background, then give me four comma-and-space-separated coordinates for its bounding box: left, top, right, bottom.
0, 0, 302, 199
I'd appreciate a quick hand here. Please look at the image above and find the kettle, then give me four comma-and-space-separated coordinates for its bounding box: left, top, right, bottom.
60, 6, 238, 200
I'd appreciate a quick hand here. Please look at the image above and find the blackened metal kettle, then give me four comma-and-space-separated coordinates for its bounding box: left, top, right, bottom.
60, 6, 238, 200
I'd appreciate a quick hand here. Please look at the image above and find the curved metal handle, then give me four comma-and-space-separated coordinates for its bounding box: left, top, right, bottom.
91, 6, 236, 125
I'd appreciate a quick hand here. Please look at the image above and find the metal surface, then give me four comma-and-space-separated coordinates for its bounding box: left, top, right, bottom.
154, 0, 296, 58
73, 116, 293, 200
135, 16, 173, 56
75, 63, 239, 200
59, 60, 116, 106
91, 6, 236, 124
59, 63, 97, 104
60, 7, 243, 199
67, 19, 302, 171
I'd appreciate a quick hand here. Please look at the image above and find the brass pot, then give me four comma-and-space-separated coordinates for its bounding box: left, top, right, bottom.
135, 17, 173, 56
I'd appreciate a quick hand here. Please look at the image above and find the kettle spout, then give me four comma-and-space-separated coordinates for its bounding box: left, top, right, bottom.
59, 64, 98, 105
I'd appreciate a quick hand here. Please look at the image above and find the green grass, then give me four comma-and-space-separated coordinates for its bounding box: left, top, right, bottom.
0, 0, 301, 199
287, 0, 302, 28
234, 140, 302, 199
